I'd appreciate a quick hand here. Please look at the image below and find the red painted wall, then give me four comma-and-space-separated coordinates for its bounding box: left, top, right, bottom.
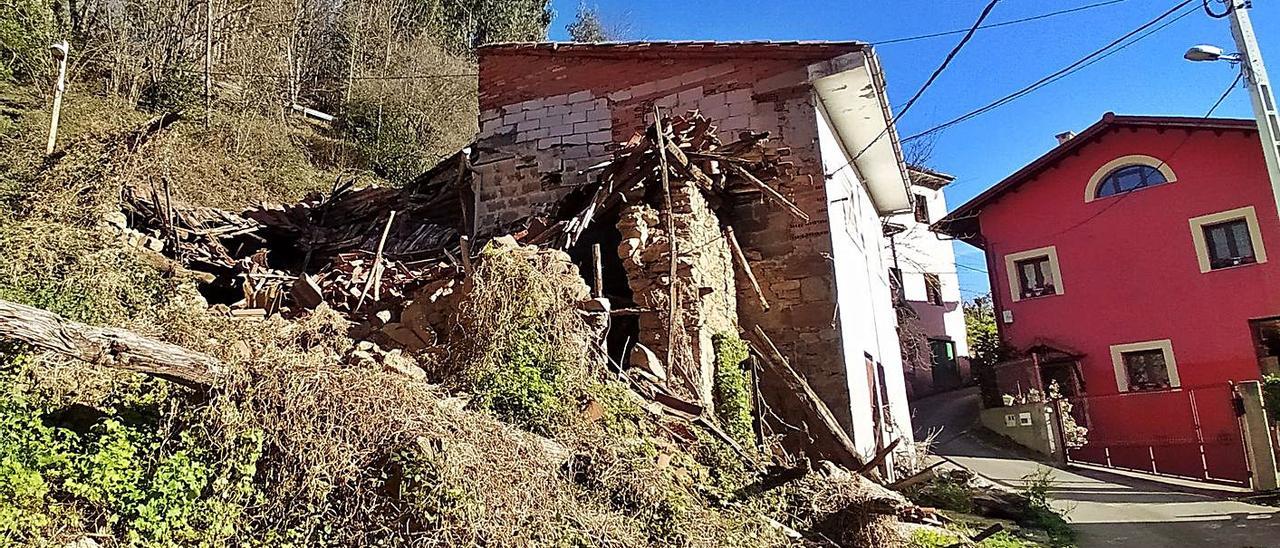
979, 125, 1280, 396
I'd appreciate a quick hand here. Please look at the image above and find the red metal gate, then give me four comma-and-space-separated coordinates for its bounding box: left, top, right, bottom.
1063, 384, 1251, 487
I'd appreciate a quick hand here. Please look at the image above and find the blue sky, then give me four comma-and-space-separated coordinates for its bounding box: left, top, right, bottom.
546, 0, 1276, 299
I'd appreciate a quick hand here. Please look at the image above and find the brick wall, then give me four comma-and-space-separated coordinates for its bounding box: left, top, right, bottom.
473, 48, 857, 433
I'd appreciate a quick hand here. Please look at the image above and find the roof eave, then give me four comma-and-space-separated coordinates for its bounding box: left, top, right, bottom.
810, 48, 913, 215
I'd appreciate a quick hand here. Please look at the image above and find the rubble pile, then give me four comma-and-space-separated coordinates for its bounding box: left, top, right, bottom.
118, 153, 471, 319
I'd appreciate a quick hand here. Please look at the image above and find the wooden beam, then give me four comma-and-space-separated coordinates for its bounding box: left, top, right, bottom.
0, 298, 223, 388
724, 227, 769, 310
728, 163, 809, 222
748, 325, 863, 469
653, 107, 682, 391
356, 210, 397, 310
591, 243, 603, 298
856, 437, 901, 476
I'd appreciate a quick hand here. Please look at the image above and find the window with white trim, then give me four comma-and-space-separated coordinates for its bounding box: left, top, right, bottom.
1003, 246, 1064, 302
1110, 339, 1180, 393
1188, 206, 1268, 273
1094, 165, 1169, 198
1084, 155, 1177, 203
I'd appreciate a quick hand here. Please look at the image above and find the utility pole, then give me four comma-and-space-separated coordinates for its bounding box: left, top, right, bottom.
1226, 1, 1280, 220
204, 0, 214, 128
46, 42, 69, 156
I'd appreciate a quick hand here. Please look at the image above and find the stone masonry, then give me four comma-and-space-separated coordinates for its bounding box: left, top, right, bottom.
615, 173, 737, 406
471, 43, 865, 434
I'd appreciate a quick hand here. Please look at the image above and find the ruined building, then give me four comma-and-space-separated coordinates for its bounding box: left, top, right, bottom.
465, 41, 919, 471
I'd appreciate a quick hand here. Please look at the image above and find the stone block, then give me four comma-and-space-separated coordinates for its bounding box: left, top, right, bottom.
680, 67, 710, 84
722, 115, 749, 130
800, 276, 832, 300
630, 81, 656, 97
567, 90, 593, 104
725, 88, 753, 105
677, 86, 703, 104
729, 100, 755, 117
520, 97, 545, 111
588, 131, 612, 144
565, 110, 587, 124
516, 118, 541, 132
588, 106, 611, 121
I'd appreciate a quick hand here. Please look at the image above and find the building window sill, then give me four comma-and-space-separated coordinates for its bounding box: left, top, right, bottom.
1205, 260, 1262, 273
1016, 292, 1061, 302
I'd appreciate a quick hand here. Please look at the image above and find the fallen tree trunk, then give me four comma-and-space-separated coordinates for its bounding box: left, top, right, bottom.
0, 298, 223, 388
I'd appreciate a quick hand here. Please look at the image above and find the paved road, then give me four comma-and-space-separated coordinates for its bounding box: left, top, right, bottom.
911, 387, 1280, 548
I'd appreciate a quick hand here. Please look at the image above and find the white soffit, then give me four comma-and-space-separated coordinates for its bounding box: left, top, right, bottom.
812, 53, 912, 215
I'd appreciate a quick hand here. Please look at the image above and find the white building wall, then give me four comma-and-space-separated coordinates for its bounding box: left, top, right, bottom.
816, 107, 914, 461
889, 184, 970, 358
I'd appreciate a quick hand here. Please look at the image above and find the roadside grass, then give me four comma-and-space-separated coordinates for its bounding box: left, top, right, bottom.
903, 467, 1076, 548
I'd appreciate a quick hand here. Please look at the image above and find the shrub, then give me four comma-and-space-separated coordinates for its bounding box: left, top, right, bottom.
907, 474, 975, 513
712, 332, 753, 445
1263, 375, 1280, 423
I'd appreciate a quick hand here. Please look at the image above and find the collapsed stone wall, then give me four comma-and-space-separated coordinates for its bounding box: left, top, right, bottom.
473, 51, 858, 433
615, 176, 737, 405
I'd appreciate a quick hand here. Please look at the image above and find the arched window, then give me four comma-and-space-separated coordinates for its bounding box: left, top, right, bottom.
1094, 164, 1168, 198
1084, 155, 1177, 202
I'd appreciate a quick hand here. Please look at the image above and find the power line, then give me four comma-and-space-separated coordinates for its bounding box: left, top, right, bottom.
1047, 71, 1243, 237
903, 0, 1197, 144
829, 0, 1002, 178
872, 0, 1133, 46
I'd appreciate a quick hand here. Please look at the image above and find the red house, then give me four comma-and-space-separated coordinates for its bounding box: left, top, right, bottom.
938, 113, 1280, 487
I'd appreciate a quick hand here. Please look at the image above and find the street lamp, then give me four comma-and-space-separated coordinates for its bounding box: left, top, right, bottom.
1184, 2, 1280, 230
1183, 44, 1240, 63
46, 41, 69, 156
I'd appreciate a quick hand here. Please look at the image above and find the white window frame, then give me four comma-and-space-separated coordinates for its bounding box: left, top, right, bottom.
1188, 206, 1268, 273
1110, 339, 1180, 392
1004, 245, 1064, 302
1084, 154, 1177, 203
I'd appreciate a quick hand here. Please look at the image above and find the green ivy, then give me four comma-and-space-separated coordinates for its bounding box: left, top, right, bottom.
472, 327, 574, 435
712, 333, 752, 445
0, 360, 265, 546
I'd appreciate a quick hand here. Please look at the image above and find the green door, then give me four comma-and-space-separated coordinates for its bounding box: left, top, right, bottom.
929, 338, 960, 391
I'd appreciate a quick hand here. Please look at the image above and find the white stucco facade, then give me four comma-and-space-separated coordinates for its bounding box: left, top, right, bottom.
815, 105, 915, 465
887, 174, 971, 396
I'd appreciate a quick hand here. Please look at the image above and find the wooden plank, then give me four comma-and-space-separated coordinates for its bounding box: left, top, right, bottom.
748, 325, 864, 469
653, 107, 682, 392
459, 235, 474, 278
727, 163, 809, 222
356, 210, 397, 310
856, 437, 901, 475
591, 242, 603, 298
724, 227, 769, 310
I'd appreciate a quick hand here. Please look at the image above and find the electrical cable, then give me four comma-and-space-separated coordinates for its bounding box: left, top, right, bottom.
829, 0, 1003, 178
1046, 71, 1244, 237
902, 0, 1197, 144
872, 0, 1132, 46
1202, 0, 1233, 18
